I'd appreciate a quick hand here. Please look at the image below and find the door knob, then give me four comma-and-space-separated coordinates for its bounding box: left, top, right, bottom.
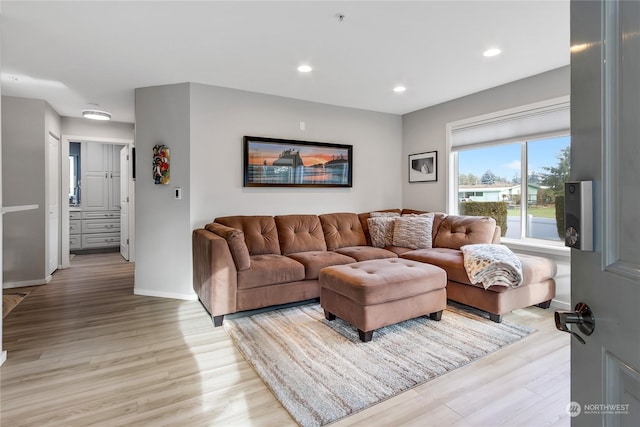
555, 302, 595, 344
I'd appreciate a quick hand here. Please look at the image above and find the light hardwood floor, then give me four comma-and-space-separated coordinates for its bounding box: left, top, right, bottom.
1, 253, 570, 426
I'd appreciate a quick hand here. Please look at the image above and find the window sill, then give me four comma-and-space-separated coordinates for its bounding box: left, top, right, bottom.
501, 238, 571, 258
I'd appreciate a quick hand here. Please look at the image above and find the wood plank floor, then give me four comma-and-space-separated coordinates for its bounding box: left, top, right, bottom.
0, 253, 570, 426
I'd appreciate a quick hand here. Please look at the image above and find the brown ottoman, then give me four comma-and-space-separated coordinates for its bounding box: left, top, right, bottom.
319, 258, 447, 342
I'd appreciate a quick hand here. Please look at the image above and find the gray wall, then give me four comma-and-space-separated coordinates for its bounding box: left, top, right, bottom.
2, 96, 60, 285
61, 117, 134, 140
189, 83, 403, 226
133, 82, 402, 299
402, 66, 571, 308
134, 83, 192, 299
402, 66, 570, 212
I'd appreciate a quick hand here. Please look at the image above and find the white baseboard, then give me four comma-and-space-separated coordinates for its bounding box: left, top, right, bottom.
550, 299, 571, 311
3, 275, 52, 289
133, 288, 198, 301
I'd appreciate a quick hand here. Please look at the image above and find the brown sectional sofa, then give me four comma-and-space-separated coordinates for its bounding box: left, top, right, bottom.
192, 209, 556, 326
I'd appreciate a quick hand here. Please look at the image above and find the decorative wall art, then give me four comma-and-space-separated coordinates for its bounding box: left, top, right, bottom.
409, 151, 437, 183
243, 136, 353, 187
153, 144, 170, 185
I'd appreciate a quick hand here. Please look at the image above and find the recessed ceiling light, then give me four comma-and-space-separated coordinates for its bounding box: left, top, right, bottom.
82, 110, 111, 121
297, 65, 312, 73
393, 86, 406, 93
483, 48, 502, 57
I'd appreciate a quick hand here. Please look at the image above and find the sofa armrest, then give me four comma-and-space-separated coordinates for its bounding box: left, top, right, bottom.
192, 229, 238, 317
492, 226, 501, 244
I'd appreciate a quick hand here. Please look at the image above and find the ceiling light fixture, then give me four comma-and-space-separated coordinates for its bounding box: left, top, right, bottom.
297, 65, 313, 73
483, 48, 502, 57
393, 86, 406, 93
82, 109, 111, 121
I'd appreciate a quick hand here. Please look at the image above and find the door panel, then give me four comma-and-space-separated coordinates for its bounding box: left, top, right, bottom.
570, 1, 640, 425
120, 146, 129, 260
47, 134, 59, 274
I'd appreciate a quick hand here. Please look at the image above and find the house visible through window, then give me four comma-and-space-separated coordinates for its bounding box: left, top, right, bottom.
457, 136, 570, 242
449, 98, 570, 244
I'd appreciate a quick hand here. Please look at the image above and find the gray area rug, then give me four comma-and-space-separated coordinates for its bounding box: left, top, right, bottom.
225, 302, 535, 427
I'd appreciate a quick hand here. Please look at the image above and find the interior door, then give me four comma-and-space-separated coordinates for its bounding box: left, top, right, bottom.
47, 134, 60, 274
120, 146, 129, 260
568, 1, 640, 425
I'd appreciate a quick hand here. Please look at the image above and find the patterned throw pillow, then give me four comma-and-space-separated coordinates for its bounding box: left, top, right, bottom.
367, 217, 396, 248
392, 213, 435, 249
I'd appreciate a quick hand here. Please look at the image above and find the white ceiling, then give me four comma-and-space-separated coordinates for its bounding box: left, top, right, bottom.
0, 1, 570, 124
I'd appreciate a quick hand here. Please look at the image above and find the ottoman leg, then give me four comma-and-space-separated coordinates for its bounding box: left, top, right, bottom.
324, 310, 336, 321
358, 329, 373, 342
536, 300, 552, 309
429, 310, 443, 321
489, 313, 503, 323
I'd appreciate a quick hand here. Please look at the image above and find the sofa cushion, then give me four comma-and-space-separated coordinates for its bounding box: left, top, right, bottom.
392, 214, 434, 249
433, 215, 496, 250
401, 247, 472, 285
275, 214, 327, 255
216, 216, 281, 255
334, 246, 398, 261
319, 212, 367, 250
401, 248, 557, 292
237, 254, 305, 289
287, 251, 356, 280
204, 222, 251, 271
358, 209, 401, 245
518, 253, 557, 284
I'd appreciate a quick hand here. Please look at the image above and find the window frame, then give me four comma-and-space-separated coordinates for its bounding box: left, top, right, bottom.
446, 97, 571, 252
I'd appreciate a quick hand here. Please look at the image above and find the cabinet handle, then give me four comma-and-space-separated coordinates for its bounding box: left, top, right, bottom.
105, 172, 108, 178
110, 172, 113, 179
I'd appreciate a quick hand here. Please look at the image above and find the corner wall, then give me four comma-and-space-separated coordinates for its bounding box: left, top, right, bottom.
134, 83, 192, 299
2, 96, 59, 285
401, 66, 571, 308
402, 66, 570, 212
133, 82, 402, 299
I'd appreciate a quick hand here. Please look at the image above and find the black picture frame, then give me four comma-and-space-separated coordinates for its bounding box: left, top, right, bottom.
409, 151, 437, 183
243, 136, 353, 187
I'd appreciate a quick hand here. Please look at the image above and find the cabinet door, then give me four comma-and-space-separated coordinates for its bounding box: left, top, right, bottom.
81, 142, 109, 211
109, 145, 123, 210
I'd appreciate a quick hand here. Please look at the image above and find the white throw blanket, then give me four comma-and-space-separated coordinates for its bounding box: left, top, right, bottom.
460, 244, 523, 289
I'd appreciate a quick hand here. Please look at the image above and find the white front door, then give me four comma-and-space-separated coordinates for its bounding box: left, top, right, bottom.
568, 1, 640, 425
120, 146, 129, 260
47, 134, 60, 274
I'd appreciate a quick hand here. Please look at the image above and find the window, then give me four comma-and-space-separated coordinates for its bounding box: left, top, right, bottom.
449, 98, 570, 244
456, 136, 569, 242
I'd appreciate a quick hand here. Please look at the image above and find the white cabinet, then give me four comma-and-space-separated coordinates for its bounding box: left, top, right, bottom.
69, 210, 121, 251
69, 211, 82, 250
81, 143, 123, 211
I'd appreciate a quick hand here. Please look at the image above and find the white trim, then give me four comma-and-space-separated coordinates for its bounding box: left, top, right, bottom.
550, 299, 571, 311
0, 351, 7, 367
1, 204, 38, 214
133, 288, 198, 301
502, 238, 571, 258
61, 135, 134, 269
3, 275, 53, 289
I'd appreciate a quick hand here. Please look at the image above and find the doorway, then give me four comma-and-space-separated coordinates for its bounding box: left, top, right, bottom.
60, 135, 135, 269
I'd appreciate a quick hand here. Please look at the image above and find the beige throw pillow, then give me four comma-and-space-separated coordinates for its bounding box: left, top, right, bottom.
392, 213, 434, 249
367, 217, 397, 248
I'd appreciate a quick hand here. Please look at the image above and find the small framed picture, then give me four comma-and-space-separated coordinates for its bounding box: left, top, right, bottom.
409, 151, 437, 183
